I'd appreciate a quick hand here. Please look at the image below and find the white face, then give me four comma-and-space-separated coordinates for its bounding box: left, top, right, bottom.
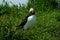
29, 8, 34, 13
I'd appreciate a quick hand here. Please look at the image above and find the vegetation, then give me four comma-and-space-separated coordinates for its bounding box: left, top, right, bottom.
0, 0, 60, 40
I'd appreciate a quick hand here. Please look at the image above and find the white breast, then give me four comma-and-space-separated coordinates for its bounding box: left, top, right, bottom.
24, 15, 36, 30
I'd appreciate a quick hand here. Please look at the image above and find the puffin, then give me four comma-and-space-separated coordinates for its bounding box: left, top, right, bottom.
16, 8, 36, 30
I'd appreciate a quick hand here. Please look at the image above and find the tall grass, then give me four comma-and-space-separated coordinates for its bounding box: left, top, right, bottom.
0, 0, 60, 40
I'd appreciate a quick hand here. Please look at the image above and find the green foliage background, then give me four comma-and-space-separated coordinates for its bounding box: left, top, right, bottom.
0, 0, 60, 40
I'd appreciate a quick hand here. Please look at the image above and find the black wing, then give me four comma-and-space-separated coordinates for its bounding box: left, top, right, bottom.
16, 15, 30, 30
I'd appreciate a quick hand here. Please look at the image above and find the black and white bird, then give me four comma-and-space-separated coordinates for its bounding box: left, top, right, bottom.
16, 8, 36, 30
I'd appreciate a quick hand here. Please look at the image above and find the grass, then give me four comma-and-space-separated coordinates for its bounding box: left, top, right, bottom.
0, 0, 60, 40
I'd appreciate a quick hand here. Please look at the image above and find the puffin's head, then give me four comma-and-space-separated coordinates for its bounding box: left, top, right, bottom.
29, 8, 35, 15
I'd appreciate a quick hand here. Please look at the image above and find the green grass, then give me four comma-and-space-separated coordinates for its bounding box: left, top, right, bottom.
0, 0, 60, 40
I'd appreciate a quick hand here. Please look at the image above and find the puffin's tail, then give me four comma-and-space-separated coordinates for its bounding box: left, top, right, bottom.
16, 25, 23, 30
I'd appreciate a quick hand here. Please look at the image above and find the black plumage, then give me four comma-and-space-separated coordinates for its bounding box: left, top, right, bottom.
16, 15, 29, 30
16, 11, 35, 30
